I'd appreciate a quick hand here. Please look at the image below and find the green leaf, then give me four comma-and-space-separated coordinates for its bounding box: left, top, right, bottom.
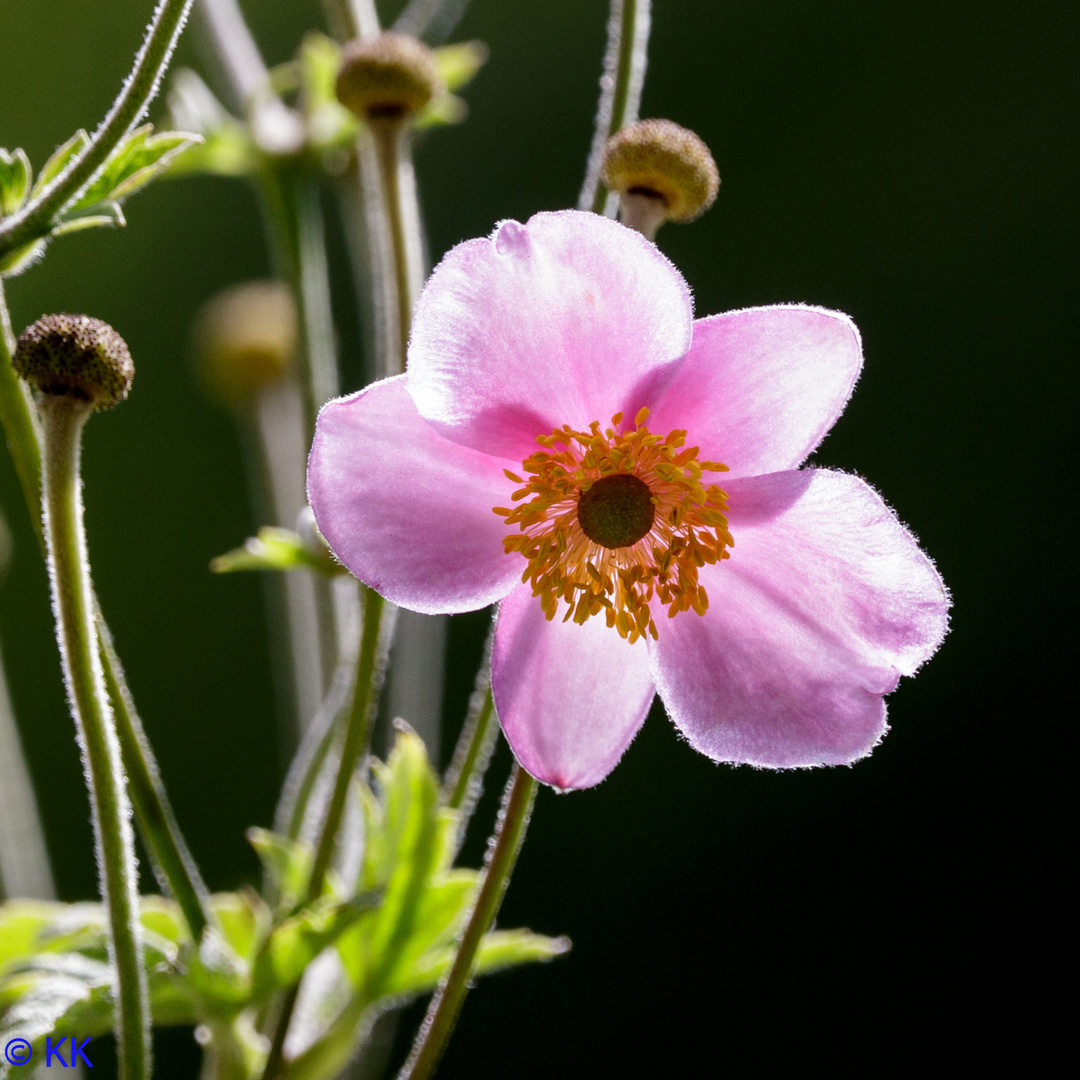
415, 93, 468, 129
213, 527, 345, 577
70, 125, 201, 214
186, 925, 251, 1011
433, 41, 489, 92
211, 889, 271, 964
251, 892, 379, 1001
31, 131, 90, 195
0, 149, 31, 216
167, 69, 256, 177
337, 728, 448, 996
50, 201, 125, 237
405, 929, 571, 996
0, 238, 44, 278
247, 827, 314, 911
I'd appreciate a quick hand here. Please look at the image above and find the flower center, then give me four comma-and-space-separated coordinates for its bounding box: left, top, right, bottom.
493, 408, 733, 643
576, 473, 655, 548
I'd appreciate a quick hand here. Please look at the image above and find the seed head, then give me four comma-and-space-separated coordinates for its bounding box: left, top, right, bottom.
13, 314, 133, 410
602, 119, 720, 223
335, 32, 443, 119
193, 281, 297, 405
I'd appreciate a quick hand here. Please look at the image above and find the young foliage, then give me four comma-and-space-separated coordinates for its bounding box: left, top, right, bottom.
0, 732, 564, 1080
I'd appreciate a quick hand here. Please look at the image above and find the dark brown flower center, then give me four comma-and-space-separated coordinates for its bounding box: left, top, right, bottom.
576, 473, 655, 549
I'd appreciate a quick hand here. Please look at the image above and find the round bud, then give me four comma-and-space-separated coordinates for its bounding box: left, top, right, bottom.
602, 119, 720, 223
194, 281, 297, 405
335, 32, 443, 119
13, 314, 133, 410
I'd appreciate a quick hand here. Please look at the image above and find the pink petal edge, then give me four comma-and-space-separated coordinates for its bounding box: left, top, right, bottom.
648, 305, 863, 478
406, 210, 693, 461
650, 469, 949, 768
308, 376, 524, 614
493, 583, 656, 790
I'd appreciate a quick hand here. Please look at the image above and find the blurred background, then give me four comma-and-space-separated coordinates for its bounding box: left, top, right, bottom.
0, 0, 1073, 1074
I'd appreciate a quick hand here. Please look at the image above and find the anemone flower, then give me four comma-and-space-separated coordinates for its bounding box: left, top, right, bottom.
309, 210, 948, 790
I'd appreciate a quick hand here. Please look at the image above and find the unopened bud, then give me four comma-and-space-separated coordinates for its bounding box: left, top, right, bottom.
194, 281, 297, 405
335, 32, 443, 119
13, 314, 133, 410
602, 119, 720, 233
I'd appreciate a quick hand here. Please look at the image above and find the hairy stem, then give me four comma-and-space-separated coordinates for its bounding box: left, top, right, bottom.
261, 587, 395, 1080
97, 612, 212, 939
321, 0, 381, 42
579, 0, 652, 216
0, 284, 210, 939
397, 764, 537, 1080
40, 397, 149, 1080
367, 117, 425, 377
0, 0, 194, 261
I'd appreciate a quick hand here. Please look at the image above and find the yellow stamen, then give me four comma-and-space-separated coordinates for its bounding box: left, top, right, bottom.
494, 410, 733, 643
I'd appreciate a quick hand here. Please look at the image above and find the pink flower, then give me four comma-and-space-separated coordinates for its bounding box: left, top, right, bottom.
309, 211, 948, 790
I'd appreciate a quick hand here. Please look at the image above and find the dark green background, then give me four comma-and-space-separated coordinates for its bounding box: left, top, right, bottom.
0, 0, 1073, 1073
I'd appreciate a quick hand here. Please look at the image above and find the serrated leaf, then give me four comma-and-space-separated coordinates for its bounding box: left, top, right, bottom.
0, 148, 31, 215
337, 729, 444, 995
72, 126, 201, 212
251, 892, 379, 1001
433, 41, 489, 92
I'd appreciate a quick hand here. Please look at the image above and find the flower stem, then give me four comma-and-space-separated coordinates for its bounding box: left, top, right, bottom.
261, 586, 394, 1080
97, 611, 213, 940
442, 627, 498, 825
320, 0, 381, 42
579, 0, 652, 216
39, 396, 149, 1080
367, 117, 425, 376
1, 282, 212, 940
397, 763, 538, 1080
0, 0, 194, 262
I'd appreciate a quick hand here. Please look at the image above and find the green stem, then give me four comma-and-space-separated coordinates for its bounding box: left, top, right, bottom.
0, 280, 43, 546
0, 283, 211, 940
397, 764, 537, 1080
320, 0, 381, 42
368, 117, 424, 376
0, 0, 194, 261
97, 611, 213, 939
261, 586, 394, 1080
579, 0, 652, 216
39, 397, 149, 1080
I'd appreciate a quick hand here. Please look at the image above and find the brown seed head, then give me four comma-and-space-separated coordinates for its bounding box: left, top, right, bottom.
13, 314, 133, 410
194, 281, 297, 405
335, 32, 443, 119
602, 119, 720, 223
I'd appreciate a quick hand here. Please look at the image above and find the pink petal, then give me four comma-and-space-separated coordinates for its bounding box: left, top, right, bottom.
492, 584, 656, 790
647, 306, 863, 478
406, 210, 693, 461
308, 377, 524, 614
650, 469, 949, 768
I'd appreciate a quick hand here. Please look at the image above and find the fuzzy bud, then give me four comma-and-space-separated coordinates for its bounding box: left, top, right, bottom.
194, 281, 297, 405
335, 32, 443, 119
602, 119, 720, 224
13, 314, 133, 410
